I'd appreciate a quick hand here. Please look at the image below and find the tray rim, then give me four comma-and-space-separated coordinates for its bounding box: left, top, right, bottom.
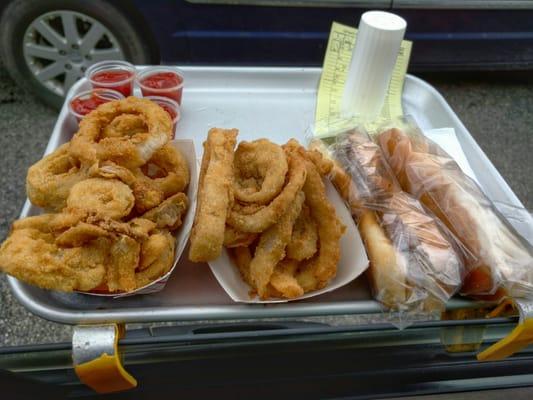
7, 67, 505, 325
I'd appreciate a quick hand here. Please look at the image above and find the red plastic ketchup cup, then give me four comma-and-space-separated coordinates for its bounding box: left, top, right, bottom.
137, 67, 184, 104
86, 60, 136, 97
68, 88, 124, 121
145, 95, 181, 138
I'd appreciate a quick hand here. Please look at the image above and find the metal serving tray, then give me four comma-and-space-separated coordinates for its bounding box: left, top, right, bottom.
7, 67, 528, 324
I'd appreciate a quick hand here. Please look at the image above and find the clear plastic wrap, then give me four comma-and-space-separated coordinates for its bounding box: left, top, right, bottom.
376, 118, 533, 300
310, 126, 466, 315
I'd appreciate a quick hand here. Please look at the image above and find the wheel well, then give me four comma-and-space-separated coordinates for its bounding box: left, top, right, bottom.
0, 0, 161, 64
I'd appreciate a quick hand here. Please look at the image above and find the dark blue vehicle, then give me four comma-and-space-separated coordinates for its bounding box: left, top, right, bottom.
1, 0, 532, 107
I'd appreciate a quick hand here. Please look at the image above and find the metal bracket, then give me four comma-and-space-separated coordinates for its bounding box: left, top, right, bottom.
478, 299, 533, 361
72, 324, 137, 393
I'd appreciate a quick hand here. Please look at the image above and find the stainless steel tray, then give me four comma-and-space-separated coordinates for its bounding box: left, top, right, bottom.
7, 67, 527, 324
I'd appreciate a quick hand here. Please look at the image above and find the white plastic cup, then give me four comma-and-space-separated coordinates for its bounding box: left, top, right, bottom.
145, 95, 181, 138
68, 88, 124, 121
341, 11, 407, 120
86, 60, 136, 97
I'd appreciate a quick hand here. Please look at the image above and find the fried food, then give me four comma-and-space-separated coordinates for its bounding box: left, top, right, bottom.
227, 150, 307, 233
230, 246, 254, 287
70, 97, 172, 169
55, 222, 112, 247
26, 143, 87, 212
66, 178, 135, 219
134, 144, 190, 213
101, 114, 147, 139
91, 143, 190, 214
2, 97, 190, 294
286, 205, 318, 261
250, 191, 304, 298
12, 211, 85, 232
295, 157, 345, 290
85, 215, 156, 241
107, 235, 140, 292
203, 136, 346, 300
136, 230, 175, 288
189, 128, 238, 262
270, 259, 304, 299
140, 192, 188, 230
0, 227, 107, 291
233, 139, 288, 204
223, 225, 258, 248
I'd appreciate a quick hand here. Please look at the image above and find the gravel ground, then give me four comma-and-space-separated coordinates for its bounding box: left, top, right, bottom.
0, 67, 531, 347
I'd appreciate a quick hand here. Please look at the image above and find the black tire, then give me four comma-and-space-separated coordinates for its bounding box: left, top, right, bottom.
0, 0, 157, 109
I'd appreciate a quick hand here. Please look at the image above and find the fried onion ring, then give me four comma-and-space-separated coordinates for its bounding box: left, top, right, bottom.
66, 178, 135, 219
295, 158, 345, 290
233, 139, 288, 204
223, 225, 258, 248
0, 227, 107, 291
189, 128, 238, 262
230, 246, 254, 288
101, 114, 147, 139
286, 204, 318, 261
69, 97, 172, 169
26, 143, 87, 212
141, 192, 188, 230
227, 150, 307, 233
249, 191, 304, 298
270, 258, 304, 299
90, 143, 190, 213
136, 230, 175, 288
106, 234, 140, 292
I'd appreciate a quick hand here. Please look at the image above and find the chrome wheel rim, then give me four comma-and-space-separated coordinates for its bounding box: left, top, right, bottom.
23, 10, 125, 97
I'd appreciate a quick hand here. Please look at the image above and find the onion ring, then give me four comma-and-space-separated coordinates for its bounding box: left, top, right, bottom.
296, 158, 345, 290
227, 150, 307, 233
55, 222, 112, 247
0, 227, 107, 291
223, 225, 258, 248
69, 97, 172, 169
286, 204, 318, 261
66, 178, 135, 219
269, 258, 304, 299
230, 246, 254, 288
101, 114, 147, 139
26, 143, 87, 212
140, 192, 189, 230
233, 139, 288, 204
189, 128, 238, 262
106, 234, 140, 292
249, 191, 304, 298
90, 143, 190, 213
136, 230, 175, 288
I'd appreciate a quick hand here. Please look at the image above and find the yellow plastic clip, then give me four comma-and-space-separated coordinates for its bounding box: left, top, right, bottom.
477, 299, 533, 361
73, 324, 137, 393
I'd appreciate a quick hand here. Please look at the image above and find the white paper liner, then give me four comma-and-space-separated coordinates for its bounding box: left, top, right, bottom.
208, 180, 369, 303
82, 139, 198, 298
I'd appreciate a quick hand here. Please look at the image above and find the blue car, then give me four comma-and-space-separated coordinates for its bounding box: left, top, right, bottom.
0, 0, 532, 107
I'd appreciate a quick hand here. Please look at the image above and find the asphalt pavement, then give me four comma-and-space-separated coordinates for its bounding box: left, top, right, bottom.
0, 66, 531, 347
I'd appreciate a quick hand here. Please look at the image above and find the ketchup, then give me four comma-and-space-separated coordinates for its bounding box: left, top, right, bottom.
157, 101, 178, 121
156, 101, 178, 138
70, 94, 109, 117
140, 72, 183, 104
91, 69, 134, 96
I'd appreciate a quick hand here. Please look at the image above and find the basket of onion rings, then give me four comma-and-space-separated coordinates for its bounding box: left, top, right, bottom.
0, 97, 197, 297
188, 128, 368, 302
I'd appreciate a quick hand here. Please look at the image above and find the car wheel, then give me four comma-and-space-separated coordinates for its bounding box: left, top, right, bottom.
0, 0, 157, 109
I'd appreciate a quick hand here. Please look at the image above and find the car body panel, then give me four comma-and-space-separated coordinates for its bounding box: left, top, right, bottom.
131, 0, 533, 70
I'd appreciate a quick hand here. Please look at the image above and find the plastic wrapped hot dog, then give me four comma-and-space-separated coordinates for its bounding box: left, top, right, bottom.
314, 128, 466, 313
377, 121, 533, 301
